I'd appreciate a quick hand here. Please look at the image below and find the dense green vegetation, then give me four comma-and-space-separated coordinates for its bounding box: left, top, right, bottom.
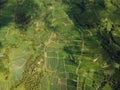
0, 0, 120, 90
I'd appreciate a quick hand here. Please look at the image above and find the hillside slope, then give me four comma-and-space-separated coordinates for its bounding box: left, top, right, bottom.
0, 0, 120, 90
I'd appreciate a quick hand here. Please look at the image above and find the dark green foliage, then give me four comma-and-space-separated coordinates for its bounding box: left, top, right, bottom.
14, 0, 39, 29
0, 0, 8, 8
97, 23, 120, 63
0, 0, 120, 90
0, 0, 39, 29
64, 0, 100, 28
111, 68, 120, 90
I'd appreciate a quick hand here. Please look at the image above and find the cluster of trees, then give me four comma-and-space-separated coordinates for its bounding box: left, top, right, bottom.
63, 0, 120, 89
0, 0, 39, 29
0, 0, 120, 90
63, 0, 120, 63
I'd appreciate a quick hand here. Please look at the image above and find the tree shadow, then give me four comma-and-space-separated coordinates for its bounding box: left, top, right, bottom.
0, 0, 8, 8
111, 67, 120, 90
14, 0, 39, 30
0, 0, 39, 30
62, 0, 120, 89
0, 14, 12, 28
0, 0, 10, 27
63, 0, 105, 28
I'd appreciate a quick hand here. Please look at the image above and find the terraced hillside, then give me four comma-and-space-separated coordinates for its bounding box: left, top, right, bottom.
0, 0, 120, 90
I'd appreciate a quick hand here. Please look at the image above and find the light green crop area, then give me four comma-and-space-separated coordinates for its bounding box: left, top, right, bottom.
0, 0, 120, 90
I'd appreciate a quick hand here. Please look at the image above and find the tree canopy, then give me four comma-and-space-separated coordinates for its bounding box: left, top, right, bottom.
0, 0, 120, 90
